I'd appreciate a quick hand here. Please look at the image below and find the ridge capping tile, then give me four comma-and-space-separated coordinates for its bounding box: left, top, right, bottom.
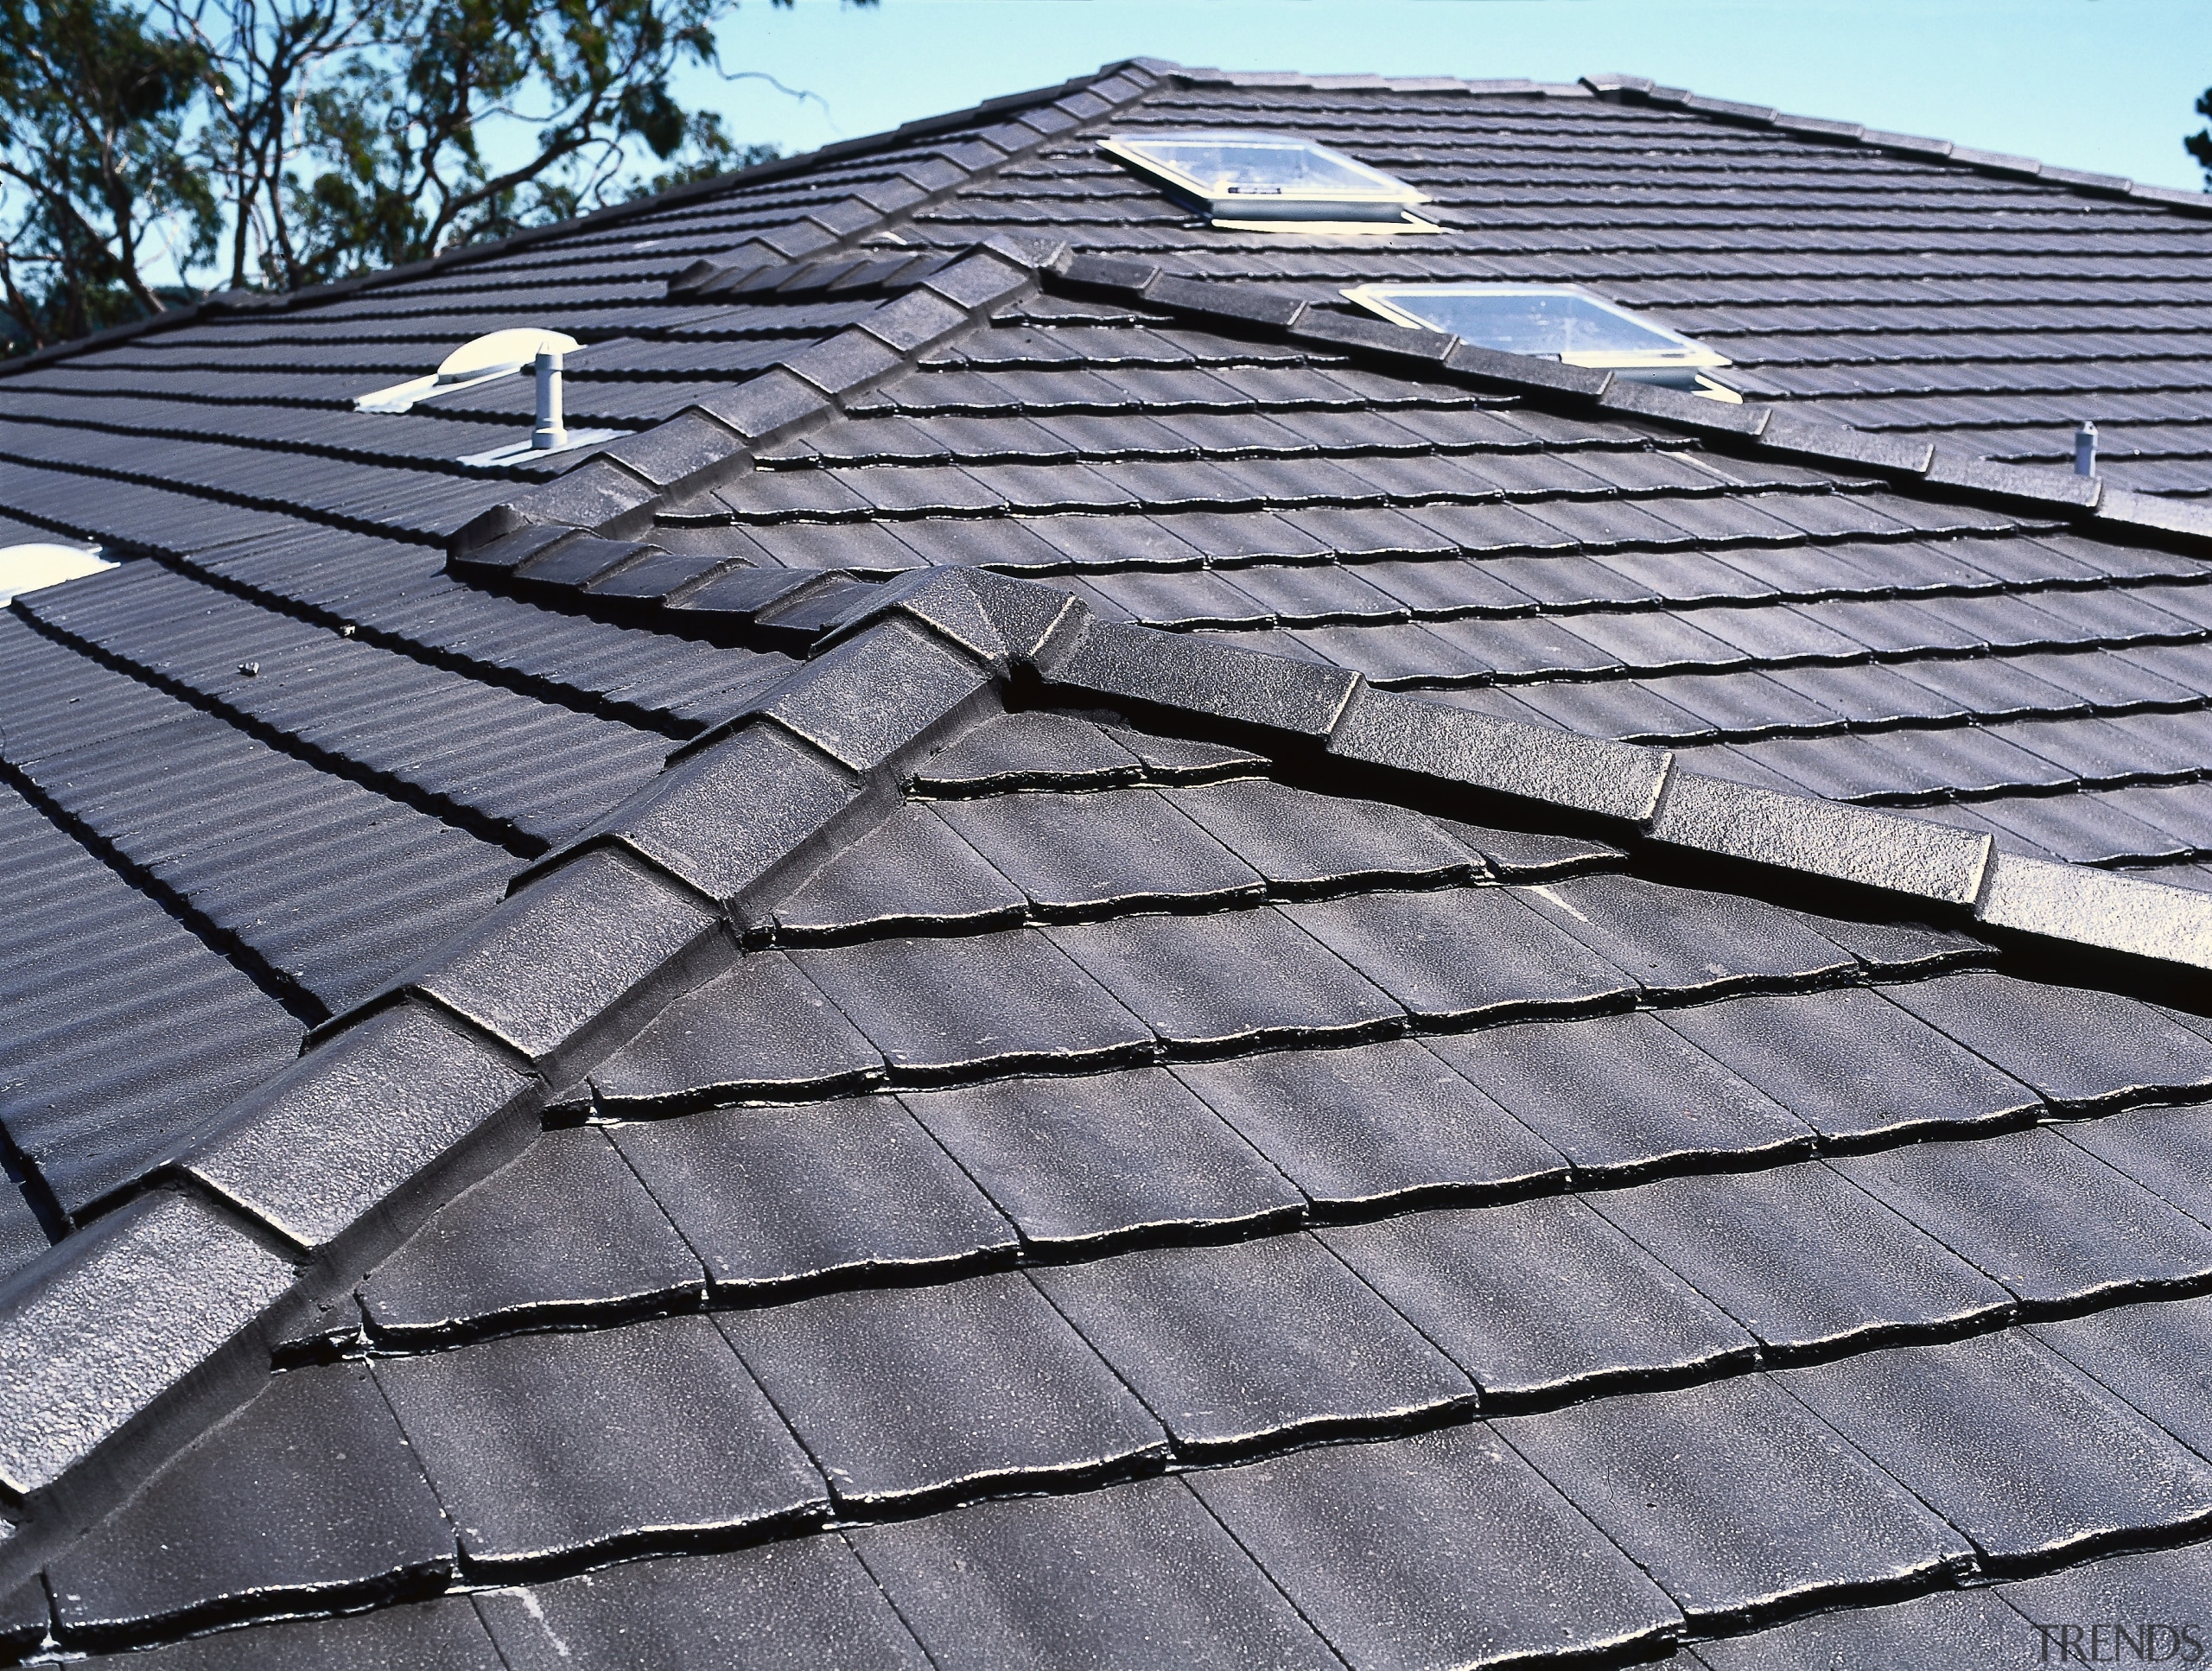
1144, 275, 1307, 332
1597, 378, 1770, 436
2096, 488, 2212, 549
814, 569, 1078, 671
569, 719, 866, 909
0, 1190, 299, 1514
1058, 253, 1165, 299
404, 848, 731, 1081
1441, 340, 1611, 399
1753, 412, 1934, 476
1042, 618, 1363, 740
1649, 772, 1993, 907
1976, 855, 2212, 972
1288, 309, 1457, 370
1921, 452, 2102, 513
178, 1000, 540, 1274
741, 617, 999, 774
1329, 684, 1672, 825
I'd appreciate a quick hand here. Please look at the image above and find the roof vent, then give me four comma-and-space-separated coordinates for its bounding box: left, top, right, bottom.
1102, 131, 1435, 233
1344, 283, 1739, 400
354, 327, 582, 414
0, 542, 113, 605
455, 349, 619, 468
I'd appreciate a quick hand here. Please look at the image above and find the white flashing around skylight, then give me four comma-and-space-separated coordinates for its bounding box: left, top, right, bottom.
0, 543, 113, 605
1101, 130, 1433, 231
354, 327, 583, 414
1344, 283, 1739, 398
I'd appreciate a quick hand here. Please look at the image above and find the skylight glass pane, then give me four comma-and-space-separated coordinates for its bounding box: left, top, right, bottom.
1343, 284, 1727, 369
1126, 137, 1393, 200
1101, 131, 1427, 226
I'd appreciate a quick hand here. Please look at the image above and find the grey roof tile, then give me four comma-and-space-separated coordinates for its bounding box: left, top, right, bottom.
1173, 1036, 1567, 1209
612, 1095, 1015, 1292
1832, 1126, 2212, 1306
1881, 971, 2212, 1105
849, 1477, 1338, 1670
1499, 1372, 1971, 1619
1046, 906, 1401, 1049
774, 804, 1028, 937
1688, 1588, 2029, 1669
590, 950, 883, 1109
1032, 1234, 1472, 1452
72, 1598, 505, 1669
899, 1067, 1302, 1249
1513, 867, 1858, 1000
1325, 1195, 1752, 1401
1164, 776, 1473, 892
718, 1271, 1167, 1507
938, 786, 1262, 915
791, 928, 1150, 1077
1428, 1010, 1814, 1175
374, 1314, 823, 1569
2063, 1102, 2212, 1226
1591, 1160, 2011, 1354
1660, 986, 2039, 1143
359, 1128, 702, 1342
49, 1363, 451, 1643
1283, 884, 1637, 1022
1187, 1424, 1684, 1670
1779, 1329, 2212, 1563
912, 710, 1144, 792
1994, 1531, 2212, 1636
476, 1536, 928, 1670
2032, 1293, 2212, 1465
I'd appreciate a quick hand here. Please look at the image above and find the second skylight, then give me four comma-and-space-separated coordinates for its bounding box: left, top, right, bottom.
1344, 283, 1737, 397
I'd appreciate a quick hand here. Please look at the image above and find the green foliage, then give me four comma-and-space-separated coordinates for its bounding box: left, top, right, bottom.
0, 0, 804, 353
2190, 87, 2212, 187
0, 0, 219, 349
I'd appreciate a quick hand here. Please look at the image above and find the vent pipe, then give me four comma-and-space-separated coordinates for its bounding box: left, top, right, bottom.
532, 350, 567, 451
2075, 421, 2098, 479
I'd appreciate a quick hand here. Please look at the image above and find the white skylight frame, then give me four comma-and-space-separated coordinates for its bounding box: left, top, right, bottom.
1101, 130, 1433, 231
1343, 283, 1731, 372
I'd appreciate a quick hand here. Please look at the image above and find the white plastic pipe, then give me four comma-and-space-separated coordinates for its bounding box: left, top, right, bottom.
532, 350, 567, 451
2075, 420, 2098, 478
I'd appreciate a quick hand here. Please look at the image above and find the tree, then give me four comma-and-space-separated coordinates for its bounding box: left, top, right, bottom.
2190, 87, 2212, 188
0, 0, 218, 347
0, 0, 810, 352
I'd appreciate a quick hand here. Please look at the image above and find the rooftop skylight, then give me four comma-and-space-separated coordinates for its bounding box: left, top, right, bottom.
1343, 283, 1739, 398
0, 542, 113, 605
354, 327, 582, 415
1101, 131, 1434, 232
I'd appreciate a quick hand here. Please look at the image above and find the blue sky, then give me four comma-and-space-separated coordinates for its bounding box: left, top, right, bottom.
683, 0, 2212, 193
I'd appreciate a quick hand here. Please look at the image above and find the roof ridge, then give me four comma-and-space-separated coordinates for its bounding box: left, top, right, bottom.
5, 562, 2211, 1596
0, 59, 1165, 382
1577, 72, 2212, 219
1140, 62, 2210, 219
442, 239, 2212, 575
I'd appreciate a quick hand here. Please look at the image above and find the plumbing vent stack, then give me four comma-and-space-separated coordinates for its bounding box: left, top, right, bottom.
533, 351, 567, 451
2075, 420, 2098, 478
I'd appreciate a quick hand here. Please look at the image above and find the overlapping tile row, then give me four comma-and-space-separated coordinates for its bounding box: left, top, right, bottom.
34, 711, 2212, 1666
14, 561, 672, 851
559, 274, 2212, 879
0, 64, 1166, 563
904, 75, 2212, 494
0, 781, 298, 1260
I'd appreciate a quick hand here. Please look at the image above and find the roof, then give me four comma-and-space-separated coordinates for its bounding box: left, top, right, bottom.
4, 55, 2212, 1668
